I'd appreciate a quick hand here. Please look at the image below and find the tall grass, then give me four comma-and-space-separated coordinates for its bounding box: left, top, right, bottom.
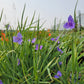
0, 0, 84, 84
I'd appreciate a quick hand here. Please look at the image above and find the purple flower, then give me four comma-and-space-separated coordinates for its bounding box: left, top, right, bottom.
35, 44, 39, 50
0, 80, 3, 84
54, 75, 59, 79
61, 51, 63, 54
59, 62, 62, 65
31, 38, 36, 43
55, 36, 59, 41
17, 58, 20, 66
54, 71, 62, 79
63, 15, 75, 29
51, 38, 54, 41
35, 44, 43, 50
13, 32, 23, 45
57, 71, 62, 77
40, 45, 43, 50
28, 39, 30, 42
58, 41, 60, 44
57, 47, 63, 54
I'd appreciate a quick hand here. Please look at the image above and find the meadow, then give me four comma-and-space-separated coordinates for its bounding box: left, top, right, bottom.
0, 1, 84, 84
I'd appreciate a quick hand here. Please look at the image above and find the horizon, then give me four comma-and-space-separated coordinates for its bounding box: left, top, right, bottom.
0, 0, 84, 30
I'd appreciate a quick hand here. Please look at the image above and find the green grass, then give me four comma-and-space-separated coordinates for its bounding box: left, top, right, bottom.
0, 1, 84, 84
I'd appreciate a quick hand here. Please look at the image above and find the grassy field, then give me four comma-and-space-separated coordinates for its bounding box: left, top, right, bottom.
0, 2, 84, 84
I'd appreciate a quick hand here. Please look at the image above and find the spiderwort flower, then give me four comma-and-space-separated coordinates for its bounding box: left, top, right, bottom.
57, 71, 62, 77
17, 58, 20, 66
0, 80, 3, 84
57, 47, 63, 54
58, 41, 60, 44
40, 45, 43, 50
28, 39, 30, 42
31, 38, 36, 43
35, 44, 43, 50
54, 36, 59, 41
54, 71, 62, 79
51, 38, 54, 41
59, 62, 62, 65
13, 32, 23, 45
35, 44, 39, 50
63, 15, 75, 29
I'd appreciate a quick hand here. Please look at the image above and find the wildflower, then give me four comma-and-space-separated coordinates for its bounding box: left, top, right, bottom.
28, 39, 30, 42
54, 71, 62, 79
1, 32, 9, 42
1, 36, 3, 41
17, 58, 20, 66
0, 80, 3, 84
59, 62, 62, 65
57, 47, 63, 54
48, 33, 51, 36
31, 38, 36, 43
40, 45, 43, 50
1, 33, 5, 41
58, 41, 60, 44
51, 38, 54, 41
54, 75, 59, 79
63, 15, 75, 29
1, 33, 5, 38
47, 29, 50, 32
35, 44, 39, 50
35, 44, 43, 50
57, 71, 62, 77
13, 32, 23, 45
54, 36, 59, 41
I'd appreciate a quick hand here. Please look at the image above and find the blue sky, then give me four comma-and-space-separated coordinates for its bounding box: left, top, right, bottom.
0, 0, 84, 29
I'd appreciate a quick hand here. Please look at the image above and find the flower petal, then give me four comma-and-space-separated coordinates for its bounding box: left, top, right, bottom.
59, 62, 62, 65
68, 15, 74, 23
57, 71, 62, 77
54, 75, 59, 79
17, 32, 23, 39
40, 45, 43, 50
35, 44, 39, 50
13, 36, 18, 42
0, 80, 3, 84
32, 38, 36, 43
63, 22, 69, 29
17, 39, 23, 45
51, 38, 54, 41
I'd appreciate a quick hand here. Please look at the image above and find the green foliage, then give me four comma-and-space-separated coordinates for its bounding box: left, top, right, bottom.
0, 1, 84, 84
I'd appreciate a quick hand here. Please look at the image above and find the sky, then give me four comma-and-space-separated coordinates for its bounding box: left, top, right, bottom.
0, 0, 84, 30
